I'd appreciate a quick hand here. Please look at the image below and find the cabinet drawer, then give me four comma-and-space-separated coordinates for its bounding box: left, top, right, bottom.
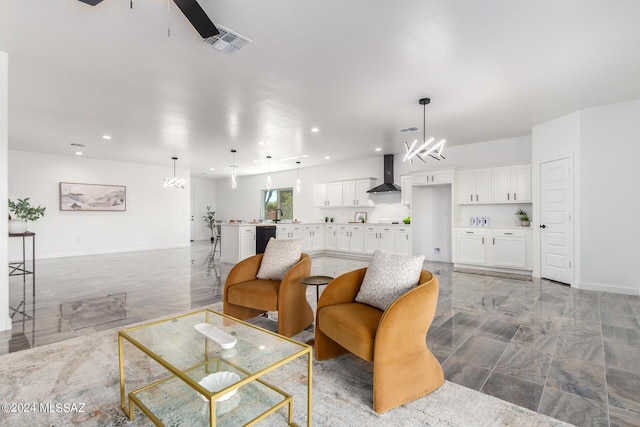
491, 229, 526, 238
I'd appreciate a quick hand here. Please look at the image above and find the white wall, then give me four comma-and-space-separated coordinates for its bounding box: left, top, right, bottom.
190, 177, 217, 241
533, 99, 640, 295
578, 99, 640, 294
214, 136, 533, 225
8, 150, 191, 259
412, 184, 452, 261
1, 52, 10, 331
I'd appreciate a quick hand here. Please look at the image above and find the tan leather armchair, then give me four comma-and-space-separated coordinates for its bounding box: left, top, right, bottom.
315, 268, 444, 413
223, 253, 313, 337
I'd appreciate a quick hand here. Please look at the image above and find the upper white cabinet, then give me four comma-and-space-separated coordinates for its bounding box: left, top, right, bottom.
313, 182, 343, 207
343, 179, 375, 207
457, 164, 531, 205
458, 168, 492, 204
413, 169, 454, 186
400, 175, 412, 205
313, 179, 373, 207
493, 165, 531, 203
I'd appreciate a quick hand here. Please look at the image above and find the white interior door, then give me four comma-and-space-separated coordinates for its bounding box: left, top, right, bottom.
540, 158, 573, 285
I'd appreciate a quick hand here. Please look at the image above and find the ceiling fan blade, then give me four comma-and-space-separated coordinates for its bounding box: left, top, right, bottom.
77, 0, 105, 5
173, 0, 220, 38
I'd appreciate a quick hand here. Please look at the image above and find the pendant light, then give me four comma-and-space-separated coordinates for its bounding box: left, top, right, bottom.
403, 98, 446, 163
230, 149, 238, 189
163, 156, 186, 189
295, 161, 301, 193
266, 155, 272, 190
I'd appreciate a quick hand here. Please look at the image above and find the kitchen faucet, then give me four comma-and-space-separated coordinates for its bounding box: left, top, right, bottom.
274, 208, 283, 223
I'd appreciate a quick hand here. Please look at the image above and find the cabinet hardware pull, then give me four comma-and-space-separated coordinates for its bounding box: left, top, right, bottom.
466, 231, 474, 234
493, 238, 495, 245
504, 232, 513, 235
507, 193, 510, 200
470, 195, 473, 202
476, 195, 479, 201
514, 193, 516, 200
482, 237, 484, 244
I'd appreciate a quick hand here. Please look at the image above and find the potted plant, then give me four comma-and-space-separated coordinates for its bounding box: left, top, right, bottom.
515, 209, 530, 227
8, 198, 46, 234
203, 206, 216, 243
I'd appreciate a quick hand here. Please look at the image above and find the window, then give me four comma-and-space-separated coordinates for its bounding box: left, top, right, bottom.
262, 188, 293, 221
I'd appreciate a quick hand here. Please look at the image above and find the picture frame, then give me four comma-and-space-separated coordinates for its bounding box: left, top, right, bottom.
59, 182, 126, 211
354, 212, 367, 223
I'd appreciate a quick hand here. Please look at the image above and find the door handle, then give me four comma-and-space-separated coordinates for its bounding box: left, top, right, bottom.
540, 224, 547, 229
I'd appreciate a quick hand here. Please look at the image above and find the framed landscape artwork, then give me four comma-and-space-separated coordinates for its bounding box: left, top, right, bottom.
59, 182, 126, 211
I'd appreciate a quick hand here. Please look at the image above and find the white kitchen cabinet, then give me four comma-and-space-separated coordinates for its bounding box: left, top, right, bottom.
364, 225, 395, 254
302, 224, 325, 252
349, 225, 365, 253
312, 182, 343, 207
324, 224, 337, 250
455, 228, 488, 265
400, 175, 412, 205
343, 179, 375, 207
276, 224, 302, 240
395, 226, 411, 255
454, 227, 532, 271
490, 229, 529, 269
493, 164, 531, 203
221, 224, 256, 264
327, 182, 343, 206
413, 169, 454, 186
336, 225, 350, 251
312, 183, 327, 207
458, 168, 492, 204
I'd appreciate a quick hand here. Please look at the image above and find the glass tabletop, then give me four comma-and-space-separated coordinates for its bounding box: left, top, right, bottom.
120, 309, 309, 378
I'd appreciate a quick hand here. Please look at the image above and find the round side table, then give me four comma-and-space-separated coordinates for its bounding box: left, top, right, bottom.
300, 275, 334, 346
300, 275, 334, 306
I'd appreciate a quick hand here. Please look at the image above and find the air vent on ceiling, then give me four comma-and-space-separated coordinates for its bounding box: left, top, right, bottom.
400, 127, 419, 132
203, 25, 252, 55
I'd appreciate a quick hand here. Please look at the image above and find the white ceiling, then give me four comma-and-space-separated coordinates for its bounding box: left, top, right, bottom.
1, 0, 640, 179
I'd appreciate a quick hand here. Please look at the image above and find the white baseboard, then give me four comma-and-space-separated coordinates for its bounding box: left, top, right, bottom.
574, 280, 639, 296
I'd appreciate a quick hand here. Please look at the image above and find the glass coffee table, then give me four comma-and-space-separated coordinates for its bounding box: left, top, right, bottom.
118, 309, 312, 426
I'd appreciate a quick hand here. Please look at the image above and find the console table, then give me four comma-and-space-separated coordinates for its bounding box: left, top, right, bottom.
8, 232, 35, 319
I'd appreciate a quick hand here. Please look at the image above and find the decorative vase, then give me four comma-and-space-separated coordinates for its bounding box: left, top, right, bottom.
9, 219, 28, 234
521, 220, 530, 227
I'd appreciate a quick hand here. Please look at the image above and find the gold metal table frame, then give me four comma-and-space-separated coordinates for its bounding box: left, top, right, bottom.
118, 309, 312, 426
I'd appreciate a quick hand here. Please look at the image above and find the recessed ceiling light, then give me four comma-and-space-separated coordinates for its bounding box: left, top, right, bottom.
70, 143, 85, 147
102, 135, 111, 140
75, 151, 83, 156
210, 168, 215, 171
375, 147, 382, 151
311, 127, 319, 133
324, 155, 330, 160
253, 160, 258, 164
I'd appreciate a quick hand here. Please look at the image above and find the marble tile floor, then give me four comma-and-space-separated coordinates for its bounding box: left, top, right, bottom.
3, 241, 640, 426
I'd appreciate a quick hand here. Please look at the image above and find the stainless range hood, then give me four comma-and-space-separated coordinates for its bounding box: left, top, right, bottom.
367, 154, 401, 193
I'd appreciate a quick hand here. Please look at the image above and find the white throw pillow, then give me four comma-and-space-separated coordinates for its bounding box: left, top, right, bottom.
256, 238, 303, 280
355, 249, 425, 311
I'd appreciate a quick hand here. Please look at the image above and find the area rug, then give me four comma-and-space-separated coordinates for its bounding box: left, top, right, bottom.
0, 304, 573, 426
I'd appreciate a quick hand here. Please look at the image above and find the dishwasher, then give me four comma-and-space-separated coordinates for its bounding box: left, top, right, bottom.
255, 225, 277, 254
